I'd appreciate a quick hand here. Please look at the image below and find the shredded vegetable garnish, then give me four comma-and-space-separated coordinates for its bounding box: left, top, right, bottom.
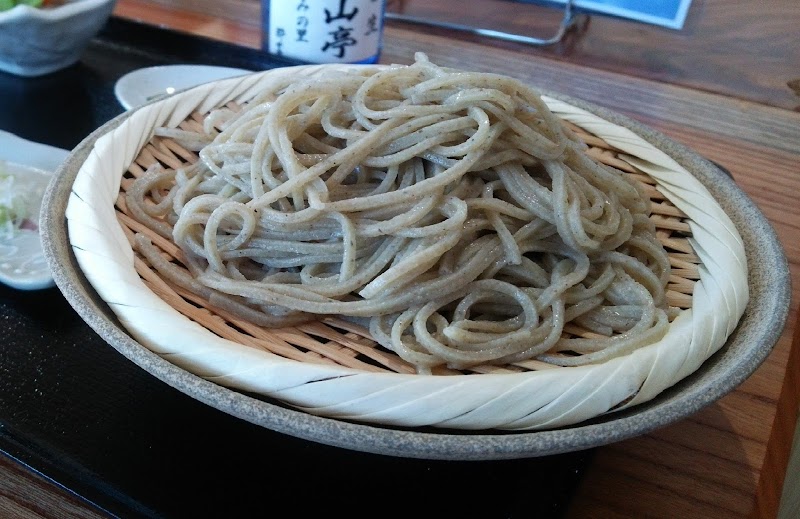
0, 162, 36, 240
0, 1, 64, 11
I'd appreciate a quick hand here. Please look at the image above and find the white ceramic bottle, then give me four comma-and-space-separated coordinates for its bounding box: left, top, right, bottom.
262, 0, 386, 64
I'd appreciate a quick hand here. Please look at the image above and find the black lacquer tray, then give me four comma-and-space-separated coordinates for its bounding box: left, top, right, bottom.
0, 18, 591, 519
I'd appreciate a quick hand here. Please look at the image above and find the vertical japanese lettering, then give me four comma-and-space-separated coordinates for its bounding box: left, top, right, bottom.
324, 0, 358, 23
275, 27, 285, 55
322, 26, 358, 58
365, 13, 378, 35
296, 16, 309, 41
268, 0, 384, 63
322, 0, 359, 59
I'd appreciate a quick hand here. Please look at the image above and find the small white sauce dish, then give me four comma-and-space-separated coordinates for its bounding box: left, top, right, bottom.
114, 64, 252, 110
0, 130, 68, 290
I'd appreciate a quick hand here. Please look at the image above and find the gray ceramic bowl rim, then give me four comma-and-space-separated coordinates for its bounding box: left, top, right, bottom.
39, 88, 791, 461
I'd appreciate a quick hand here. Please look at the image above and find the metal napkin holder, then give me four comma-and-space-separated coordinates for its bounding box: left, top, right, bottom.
385, 0, 580, 47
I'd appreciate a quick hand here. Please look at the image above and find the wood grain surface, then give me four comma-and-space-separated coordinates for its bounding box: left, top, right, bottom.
3, 1, 799, 518
383, 0, 800, 112
0, 454, 106, 519
377, 27, 800, 519
126, 0, 800, 111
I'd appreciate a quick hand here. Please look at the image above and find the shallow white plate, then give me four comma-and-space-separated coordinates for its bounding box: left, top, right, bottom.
114, 64, 252, 110
0, 130, 69, 290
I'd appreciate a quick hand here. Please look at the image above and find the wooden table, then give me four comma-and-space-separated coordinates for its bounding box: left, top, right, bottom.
2, 1, 799, 517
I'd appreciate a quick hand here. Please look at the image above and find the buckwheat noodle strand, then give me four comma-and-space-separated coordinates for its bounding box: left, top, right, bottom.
129, 54, 672, 373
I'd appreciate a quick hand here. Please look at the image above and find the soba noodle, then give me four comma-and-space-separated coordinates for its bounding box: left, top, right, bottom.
128, 53, 672, 373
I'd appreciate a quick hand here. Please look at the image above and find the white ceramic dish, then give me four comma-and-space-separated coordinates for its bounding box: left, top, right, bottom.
0, 0, 116, 77
114, 64, 252, 110
0, 130, 68, 290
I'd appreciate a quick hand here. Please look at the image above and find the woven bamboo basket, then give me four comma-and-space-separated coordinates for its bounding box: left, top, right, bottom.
116, 107, 696, 376
63, 65, 748, 432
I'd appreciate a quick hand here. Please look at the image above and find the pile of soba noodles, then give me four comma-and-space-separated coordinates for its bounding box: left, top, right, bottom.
128, 53, 672, 373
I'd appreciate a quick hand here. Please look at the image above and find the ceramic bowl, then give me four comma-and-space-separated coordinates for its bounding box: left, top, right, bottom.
39, 69, 791, 460
0, 0, 116, 77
